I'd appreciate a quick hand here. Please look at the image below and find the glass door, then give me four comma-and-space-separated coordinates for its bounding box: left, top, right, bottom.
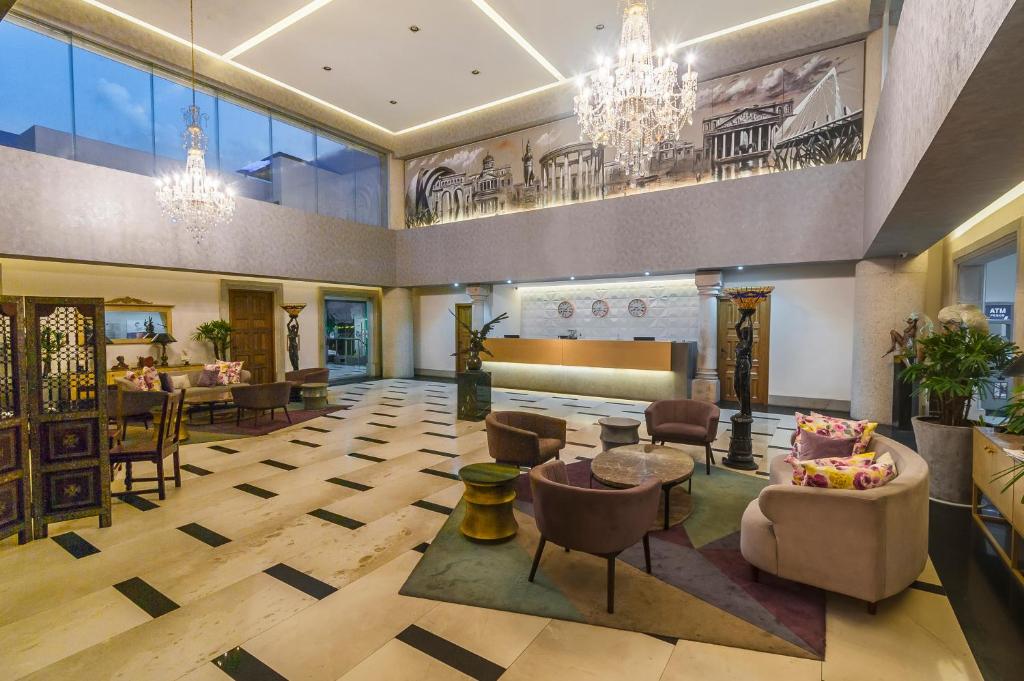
324, 298, 369, 383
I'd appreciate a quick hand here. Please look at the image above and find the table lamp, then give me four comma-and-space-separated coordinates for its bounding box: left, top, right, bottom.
150, 332, 177, 367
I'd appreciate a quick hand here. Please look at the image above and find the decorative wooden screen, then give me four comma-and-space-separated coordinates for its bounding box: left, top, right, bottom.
0, 298, 31, 543
25, 297, 110, 538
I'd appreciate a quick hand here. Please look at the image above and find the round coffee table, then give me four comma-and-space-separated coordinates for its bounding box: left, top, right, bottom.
458, 462, 520, 543
301, 382, 329, 410
591, 443, 695, 530
598, 416, 642, 451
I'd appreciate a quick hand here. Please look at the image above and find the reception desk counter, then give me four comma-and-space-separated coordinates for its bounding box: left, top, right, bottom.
481, 338, 696, 402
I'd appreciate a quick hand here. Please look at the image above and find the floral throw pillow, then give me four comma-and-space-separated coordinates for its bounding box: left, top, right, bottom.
142, 366, 161, 391
794, 412, 877, 457
788, 453, 896, 489
215, 360, 244, 385
123, 370, 149, 391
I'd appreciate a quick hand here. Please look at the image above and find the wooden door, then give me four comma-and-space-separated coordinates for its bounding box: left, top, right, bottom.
229, 289, 275, 384
717, 296, 771, 406
454, 304, 472, 373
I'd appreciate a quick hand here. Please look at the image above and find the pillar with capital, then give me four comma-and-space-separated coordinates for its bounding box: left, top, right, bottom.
692, 270, 723, 403
465, 284, 493, 330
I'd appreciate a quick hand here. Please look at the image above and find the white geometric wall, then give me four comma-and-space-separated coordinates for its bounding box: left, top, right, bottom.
519, 278, 699, 341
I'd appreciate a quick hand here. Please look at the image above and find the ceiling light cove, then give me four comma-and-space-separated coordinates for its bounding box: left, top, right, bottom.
222, 0, 338, 60
469, 0, 564, 81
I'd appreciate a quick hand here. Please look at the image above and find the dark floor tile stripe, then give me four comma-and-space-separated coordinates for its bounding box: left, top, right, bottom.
120, 493, 159, 511
52, 532, 100, 559
114, 577, 179, 618
341, 398, 361, 403
309, 508, 365, 529
264, 563, 337, 600
181, 463, 213, 476
756, 471, 770, 477
355, 435, 387, 444
644, 632, 679, 645
523, 406, 549, 410
510, 398, 537, 403
911, 580, 946, 595
624, 410, 646, 414
371, 412, 397, 418
425, 431, 457, 439
209, 445, 238, 454
420, 448, 457, 458
567, 441, 596, 448
349, 451, 385, 462
234, 483, 277, 499
289, 439, 321, 448
303, 426, 330, 433
261, 459, 297, 471
367, 421, 397, 429
326, 477, 372, 491
579, 412, 610, 417
177, 522, 231, 547
412, 500, 454, 515
322, 414, 346, 420
421, 468, 460, 481
413, 542, 430, 553
212, 647, 288, 681
396, 624, 504, 681
426, 409, 450, 414
422, 419, 453, 426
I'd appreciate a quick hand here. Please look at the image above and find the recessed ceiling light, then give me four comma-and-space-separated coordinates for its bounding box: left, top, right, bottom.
471, 69, 481, 75
595, 23, 605, 30
389, 100, 398, 105
322, 65, 332, 71
409, 25, 420, 32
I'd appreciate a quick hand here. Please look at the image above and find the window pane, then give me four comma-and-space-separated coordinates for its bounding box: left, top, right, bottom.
270, 117, 316, 212
153, 73, 218, 176
0, 19, 73, 158
316, 134, 355, 221
353, 154, 383, 226
218, 98, 271, 202
72, 45, 154, 174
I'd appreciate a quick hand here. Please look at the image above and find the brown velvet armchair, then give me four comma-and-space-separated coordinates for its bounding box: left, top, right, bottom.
528, 460, 660, 613
231, 382, 293, 426
485, 411, 567, 467
645, 399, 721, 475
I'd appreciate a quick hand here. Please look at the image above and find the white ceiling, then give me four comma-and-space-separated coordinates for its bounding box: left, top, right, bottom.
89, 0, 827, 133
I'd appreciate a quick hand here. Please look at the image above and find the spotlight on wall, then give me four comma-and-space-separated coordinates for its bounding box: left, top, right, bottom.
737, 266, 744, 270
506, 279, 513, 284
644, 271, 651, 276
454, 282, 460, 287
570, 276, 576, 280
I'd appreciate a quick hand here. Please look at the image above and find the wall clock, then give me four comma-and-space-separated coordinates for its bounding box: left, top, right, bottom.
557, 300, 575, 318
628, 298, 648, 318
592, 299, 610, 318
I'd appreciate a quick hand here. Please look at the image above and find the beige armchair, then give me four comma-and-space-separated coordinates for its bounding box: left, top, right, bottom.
740, 434, 929, 613
485, 411, 567, 467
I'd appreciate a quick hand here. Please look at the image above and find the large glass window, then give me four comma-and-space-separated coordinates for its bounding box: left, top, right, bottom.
0, 15, 386, 227
0, 20, 73, 158
271, 117, 316, 212
72, 45, 154, 174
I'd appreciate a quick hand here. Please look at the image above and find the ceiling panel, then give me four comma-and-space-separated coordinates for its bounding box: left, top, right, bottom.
99, 0, 315, 55
488, 0, 819, 78
234, 0, 557, 131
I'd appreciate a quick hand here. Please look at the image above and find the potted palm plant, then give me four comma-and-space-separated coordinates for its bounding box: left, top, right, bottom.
902, 317, 1018, 504
191, 320, 233, 361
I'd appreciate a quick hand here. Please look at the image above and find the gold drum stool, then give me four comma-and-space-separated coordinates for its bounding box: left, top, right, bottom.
458, 463, 520, 543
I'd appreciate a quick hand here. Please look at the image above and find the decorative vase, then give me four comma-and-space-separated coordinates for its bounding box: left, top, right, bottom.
466, 351, 482, 371
911, 415, 974, 505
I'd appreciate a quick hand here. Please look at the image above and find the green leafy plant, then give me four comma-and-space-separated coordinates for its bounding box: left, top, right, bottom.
191, 320, 233, 360
39, 326, 66, 376
901, 322, 1018, 427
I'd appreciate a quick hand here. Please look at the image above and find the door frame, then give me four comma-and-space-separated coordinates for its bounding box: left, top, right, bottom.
319, 287, 383, 379
220, 281, 283, 381
716, 295, 771, 407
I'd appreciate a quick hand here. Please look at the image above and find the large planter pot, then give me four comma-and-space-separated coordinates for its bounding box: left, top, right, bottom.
911, 416, 973, 505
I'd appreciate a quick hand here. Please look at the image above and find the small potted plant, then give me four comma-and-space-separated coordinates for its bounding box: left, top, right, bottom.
450, 311, 508, 371
191, 320, 233, 361
992, 384, 1024, 503
902, 311, 1018, 505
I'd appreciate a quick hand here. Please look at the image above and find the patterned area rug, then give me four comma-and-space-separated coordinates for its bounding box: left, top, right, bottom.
184, 403, 346, 442
401, 459, 826, 660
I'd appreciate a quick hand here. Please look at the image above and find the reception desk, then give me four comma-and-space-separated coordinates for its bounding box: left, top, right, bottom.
481, 338, 696, 401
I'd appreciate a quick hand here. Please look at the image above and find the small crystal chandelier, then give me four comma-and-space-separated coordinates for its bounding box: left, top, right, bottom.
575, 0, 698, 177
155, 0, 234, 244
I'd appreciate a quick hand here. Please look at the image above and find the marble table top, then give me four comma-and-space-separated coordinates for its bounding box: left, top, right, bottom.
459, 462, 521, 485
591, 443, 694, 488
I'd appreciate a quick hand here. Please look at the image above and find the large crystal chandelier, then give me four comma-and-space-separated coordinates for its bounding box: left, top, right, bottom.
155, 0, 234, 244
575, 0, 698, 177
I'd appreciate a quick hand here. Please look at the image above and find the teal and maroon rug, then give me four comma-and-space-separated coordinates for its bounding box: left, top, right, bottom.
400, 458, 826, 660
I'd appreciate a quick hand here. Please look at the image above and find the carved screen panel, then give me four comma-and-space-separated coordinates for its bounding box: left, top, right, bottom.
0, 298, 30, 543
26, 298, 110, 538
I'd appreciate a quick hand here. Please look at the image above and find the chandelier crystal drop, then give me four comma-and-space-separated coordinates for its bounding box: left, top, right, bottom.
154, 0, 234, 244
574, 0, 698, 177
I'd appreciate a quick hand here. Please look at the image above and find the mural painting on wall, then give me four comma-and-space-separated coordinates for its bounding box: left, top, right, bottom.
405, 41, 864, 228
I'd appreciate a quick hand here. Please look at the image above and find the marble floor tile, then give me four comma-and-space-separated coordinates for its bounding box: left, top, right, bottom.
413, 602, 550, 668
659, 639, 821, 681
337, 639, 473, 681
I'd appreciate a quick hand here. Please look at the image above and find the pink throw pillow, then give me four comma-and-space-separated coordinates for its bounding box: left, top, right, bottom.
794, 430, 858, 461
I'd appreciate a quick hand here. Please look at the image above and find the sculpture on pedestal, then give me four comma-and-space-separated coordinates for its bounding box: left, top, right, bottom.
722, 286, 773, 470
452, 311, 508, 420
281, 304, 306, 372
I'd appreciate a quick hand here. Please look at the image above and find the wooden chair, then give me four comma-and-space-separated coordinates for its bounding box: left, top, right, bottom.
109, 389, 186, 500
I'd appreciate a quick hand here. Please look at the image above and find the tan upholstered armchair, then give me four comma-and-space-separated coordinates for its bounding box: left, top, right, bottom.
485, 411, 567, 467
529, 460, 660, 613
645, 399, 721, 474
740, 434, 929, 613
231, 382, 293, 426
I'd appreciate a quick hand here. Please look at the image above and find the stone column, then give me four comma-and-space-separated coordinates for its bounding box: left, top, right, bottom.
692, 270, 723, 402
465, 284, 493, 330
850, 256, 928, 424
381, 287, 414, 378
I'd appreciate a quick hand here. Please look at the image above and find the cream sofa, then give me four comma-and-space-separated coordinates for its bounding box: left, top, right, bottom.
740, 434, 929, 612
114, 367, 252, 401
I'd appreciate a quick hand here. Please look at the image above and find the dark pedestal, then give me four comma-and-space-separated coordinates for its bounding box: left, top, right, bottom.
892, 363, 917, 430
724, 413, 759, 470
457, 370, 492, 421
